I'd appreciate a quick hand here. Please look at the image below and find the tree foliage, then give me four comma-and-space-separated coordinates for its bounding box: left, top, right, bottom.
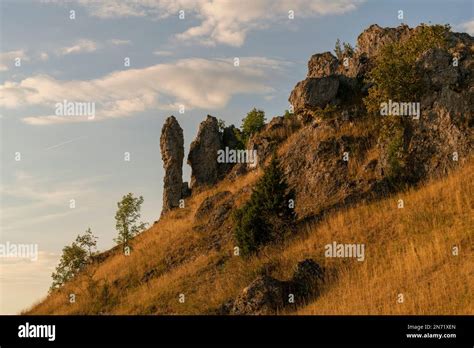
50, 228, 98, 291
217, 118, 226, 133
114, 193, 147, 246
234, 155, 295, 256
241, 108, 266, 142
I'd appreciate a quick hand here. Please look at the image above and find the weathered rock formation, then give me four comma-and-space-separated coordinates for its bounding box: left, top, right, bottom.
290, 24, 417, 114
230, 275, 289, 315
289, 76, 340, 111
187, 115, 222, 188
187, 115, 244, 189
283, 24, 473, 220
160, 116, 186, 215
219, 259, 324, 315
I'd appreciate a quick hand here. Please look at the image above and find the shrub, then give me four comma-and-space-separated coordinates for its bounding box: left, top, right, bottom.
314, 104, 338, 120
217, 118, 226, 133
283, 109, 293, 119
234, 155, 295, 256
241, 108, 266, 142
334, 38, 355, 60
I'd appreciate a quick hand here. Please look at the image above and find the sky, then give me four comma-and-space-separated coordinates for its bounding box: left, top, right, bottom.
0, 0, 472, 314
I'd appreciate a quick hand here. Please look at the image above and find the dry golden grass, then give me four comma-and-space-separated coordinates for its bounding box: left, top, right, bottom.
25, 159, 473, 315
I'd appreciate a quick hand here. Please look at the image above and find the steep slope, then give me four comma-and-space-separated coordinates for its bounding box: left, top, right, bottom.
26, 158, 473, 315
25, 23, 473, 315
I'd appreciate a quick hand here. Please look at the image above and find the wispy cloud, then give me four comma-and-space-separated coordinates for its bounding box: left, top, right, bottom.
108, 39, 131, 46
0, 50, 29, 71
0, 171, 106, 231
52, 0, 364, 47
38, 52, 49, 61
153, 50, 173, 57
1, 56, 287, 125
57, 39, 98, 56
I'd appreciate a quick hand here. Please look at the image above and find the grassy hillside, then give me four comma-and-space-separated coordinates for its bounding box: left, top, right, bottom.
26, 159, 473, 315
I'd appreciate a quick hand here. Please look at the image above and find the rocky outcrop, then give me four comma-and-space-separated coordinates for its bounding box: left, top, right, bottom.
219, 125, 242, 176
290, 24, 415, 113
187, 116, 245, 189
418, 48, 459, 90
356, 24, 412, 59
289, 76, 340, 111
188, 115, 222, 188
283, 24, 473, 219
245, 115, 302, 168
160, 116, 185, 215
230, 275, 289, 315
308, 52, 339, 78
220, 259, 324, 315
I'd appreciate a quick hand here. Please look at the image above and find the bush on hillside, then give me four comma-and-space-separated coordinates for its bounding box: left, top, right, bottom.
234, 155, 296, 256
241, 108, 266, 143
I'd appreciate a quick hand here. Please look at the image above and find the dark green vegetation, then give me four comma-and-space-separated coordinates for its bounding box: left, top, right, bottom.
233, 155, 296, 256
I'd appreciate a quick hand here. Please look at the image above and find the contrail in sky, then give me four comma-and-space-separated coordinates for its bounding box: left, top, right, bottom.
44, 136, 88, 150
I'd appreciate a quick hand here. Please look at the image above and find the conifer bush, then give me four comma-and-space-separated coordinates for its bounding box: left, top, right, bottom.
234, 155, 295, 256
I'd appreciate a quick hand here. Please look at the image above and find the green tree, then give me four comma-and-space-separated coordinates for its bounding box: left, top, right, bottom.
241, 108, 266, 142
234, 155, 295, 256
50, 228, 98, 291
114, 193, 147, 246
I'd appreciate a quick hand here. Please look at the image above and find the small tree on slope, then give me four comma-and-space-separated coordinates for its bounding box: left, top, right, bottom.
50, 227, 98, 291
234, 155, 296, 256
114, 193, 147, 247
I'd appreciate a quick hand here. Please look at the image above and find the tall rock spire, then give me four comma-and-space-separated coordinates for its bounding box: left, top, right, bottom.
160, 116, 185, 215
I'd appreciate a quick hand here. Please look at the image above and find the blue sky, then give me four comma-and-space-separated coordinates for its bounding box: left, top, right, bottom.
0, 0, 472, 314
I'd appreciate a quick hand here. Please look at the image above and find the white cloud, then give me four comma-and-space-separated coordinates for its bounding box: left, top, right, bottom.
57, 39, 98, 56
458, 19, 474, 35
153, 50, 173, 56
59, 0, 364, 47
39, 52, 49, 61
108, 39, 132, 46
0, 50, 29, 71
0, 57, 286, 125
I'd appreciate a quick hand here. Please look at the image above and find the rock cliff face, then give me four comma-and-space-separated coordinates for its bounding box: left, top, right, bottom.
284, 24, 473, 220
160, 116, 186, 215
187, 115, 222, 188
187, 115, 243, 190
